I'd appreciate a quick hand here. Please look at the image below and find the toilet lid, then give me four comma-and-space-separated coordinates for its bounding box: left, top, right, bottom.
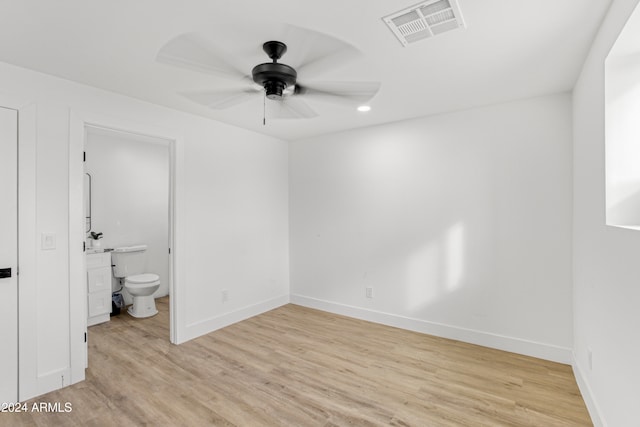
126, 273, 160, 284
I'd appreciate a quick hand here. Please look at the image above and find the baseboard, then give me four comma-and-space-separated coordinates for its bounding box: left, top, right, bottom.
572, 355, 606, 427
182, 294, 290, 343
290, 294, 572, 364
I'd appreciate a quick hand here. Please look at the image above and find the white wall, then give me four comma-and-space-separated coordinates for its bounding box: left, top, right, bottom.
290, 93, 574, 362
85, 129, 170, 300
0, 60, 289, 400
573, 0, 640, 425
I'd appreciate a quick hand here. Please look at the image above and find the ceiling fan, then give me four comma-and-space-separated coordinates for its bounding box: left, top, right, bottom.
156, 26, 380, 120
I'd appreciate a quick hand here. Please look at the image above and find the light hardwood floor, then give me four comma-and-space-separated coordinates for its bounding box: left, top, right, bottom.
3, 297, 592, 426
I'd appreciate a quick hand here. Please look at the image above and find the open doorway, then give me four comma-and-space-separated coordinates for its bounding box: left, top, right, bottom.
72, 121, 177, 380
84, 125, 171, 330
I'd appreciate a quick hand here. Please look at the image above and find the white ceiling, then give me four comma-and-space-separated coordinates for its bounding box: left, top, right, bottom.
0, 0, 611, 141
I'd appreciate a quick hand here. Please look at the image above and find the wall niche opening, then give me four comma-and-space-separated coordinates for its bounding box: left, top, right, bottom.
605, 1, 640, 229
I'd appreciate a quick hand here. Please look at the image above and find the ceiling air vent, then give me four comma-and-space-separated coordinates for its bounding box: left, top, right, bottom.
383, 0, 466, 47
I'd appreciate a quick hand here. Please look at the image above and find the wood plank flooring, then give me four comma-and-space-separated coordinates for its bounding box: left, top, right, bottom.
2, 297, 592, 426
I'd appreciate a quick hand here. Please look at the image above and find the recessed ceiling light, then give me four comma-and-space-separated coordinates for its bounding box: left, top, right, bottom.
357, 105, 371, 112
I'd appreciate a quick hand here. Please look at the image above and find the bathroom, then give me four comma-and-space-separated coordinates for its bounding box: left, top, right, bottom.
84, 126, 171, 330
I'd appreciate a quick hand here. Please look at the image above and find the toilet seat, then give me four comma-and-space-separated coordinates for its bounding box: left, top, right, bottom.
125, 273, 160, 287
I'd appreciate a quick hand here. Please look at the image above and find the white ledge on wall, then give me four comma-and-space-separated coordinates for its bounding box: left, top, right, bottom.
607, 224, 640, 231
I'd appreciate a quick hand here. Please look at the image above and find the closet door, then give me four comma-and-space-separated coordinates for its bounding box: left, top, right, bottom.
0, 107, 18, 403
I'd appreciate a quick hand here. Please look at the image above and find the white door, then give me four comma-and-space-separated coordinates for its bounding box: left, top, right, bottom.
0, 107, 18, 403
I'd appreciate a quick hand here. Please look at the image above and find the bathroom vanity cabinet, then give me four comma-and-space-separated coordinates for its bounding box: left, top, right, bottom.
87, 251, 112, 326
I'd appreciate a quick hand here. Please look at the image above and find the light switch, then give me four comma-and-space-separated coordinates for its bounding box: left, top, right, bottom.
41, 232, 56, 250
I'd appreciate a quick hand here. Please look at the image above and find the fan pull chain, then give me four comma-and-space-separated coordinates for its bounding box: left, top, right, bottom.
263, 92, 266, 126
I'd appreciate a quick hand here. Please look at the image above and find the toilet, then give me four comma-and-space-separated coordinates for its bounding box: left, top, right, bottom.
111, 245, 160, 318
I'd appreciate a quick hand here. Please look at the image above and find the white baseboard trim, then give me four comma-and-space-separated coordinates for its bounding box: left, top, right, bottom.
181, 294, 290, 343
572, 355, 605, 427
290, 294, 572, 364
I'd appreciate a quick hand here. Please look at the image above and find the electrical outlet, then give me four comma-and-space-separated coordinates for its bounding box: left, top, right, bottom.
365, 287, 373, 299
221, 289, 229, 303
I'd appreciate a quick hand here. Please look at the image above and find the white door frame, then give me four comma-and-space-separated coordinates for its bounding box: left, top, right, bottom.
68, 110, 184, 384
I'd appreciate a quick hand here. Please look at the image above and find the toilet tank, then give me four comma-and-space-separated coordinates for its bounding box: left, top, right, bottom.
111, 245, 147, 278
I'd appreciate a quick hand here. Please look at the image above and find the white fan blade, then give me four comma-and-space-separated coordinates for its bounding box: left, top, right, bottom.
157, 33, 247, 80
181, 89, 258, 110
296, 81, 381, 106
280, 24, 362, 77
269, 97, 318, 119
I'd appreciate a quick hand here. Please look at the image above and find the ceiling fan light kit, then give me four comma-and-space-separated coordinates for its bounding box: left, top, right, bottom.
251, 41, 297, 100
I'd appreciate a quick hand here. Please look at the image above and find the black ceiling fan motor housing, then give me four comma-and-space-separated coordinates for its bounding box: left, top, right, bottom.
252, 41, 297, 100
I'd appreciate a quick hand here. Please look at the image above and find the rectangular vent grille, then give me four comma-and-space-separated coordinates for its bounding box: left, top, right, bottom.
383, 0, 466, 47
